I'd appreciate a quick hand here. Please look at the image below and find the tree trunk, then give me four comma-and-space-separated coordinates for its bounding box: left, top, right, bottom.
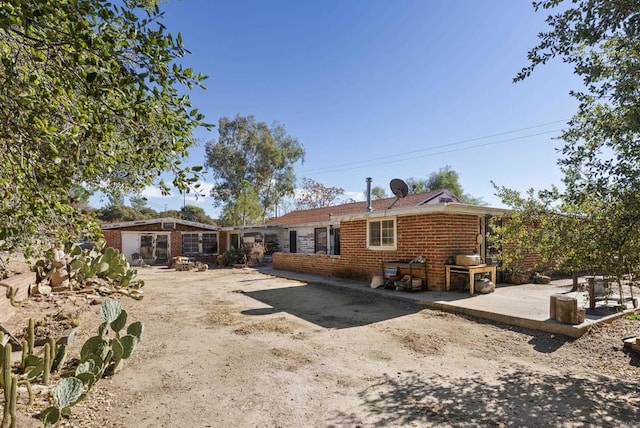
571, 271, 579, 292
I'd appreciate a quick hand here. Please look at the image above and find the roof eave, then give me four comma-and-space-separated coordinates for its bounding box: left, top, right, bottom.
332, 203, 509, 222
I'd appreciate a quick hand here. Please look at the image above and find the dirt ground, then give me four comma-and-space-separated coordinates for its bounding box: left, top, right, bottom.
3, 265, 640, 427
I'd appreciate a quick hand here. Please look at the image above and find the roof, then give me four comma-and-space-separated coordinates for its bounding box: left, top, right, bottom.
100, 217, 218, 231
266, 189, 463, 226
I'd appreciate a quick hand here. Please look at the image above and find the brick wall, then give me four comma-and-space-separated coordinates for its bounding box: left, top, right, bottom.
102, 230, 121, 252
273, 212, 482, 290
102, 225, 219, 263
272, 253, 342, 276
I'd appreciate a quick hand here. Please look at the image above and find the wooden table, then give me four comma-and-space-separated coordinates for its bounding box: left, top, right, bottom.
445, 264, 497, 296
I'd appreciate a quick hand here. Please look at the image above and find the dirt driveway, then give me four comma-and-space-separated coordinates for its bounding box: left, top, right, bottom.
10, 266, 640, 427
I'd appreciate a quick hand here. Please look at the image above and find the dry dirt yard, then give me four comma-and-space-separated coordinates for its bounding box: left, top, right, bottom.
4, 266, 640, 427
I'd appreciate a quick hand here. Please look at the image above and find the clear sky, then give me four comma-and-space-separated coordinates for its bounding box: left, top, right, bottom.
92, 0, 580, 217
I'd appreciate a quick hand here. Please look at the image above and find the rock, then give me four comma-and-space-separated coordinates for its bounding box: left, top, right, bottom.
475, 278, 495, 294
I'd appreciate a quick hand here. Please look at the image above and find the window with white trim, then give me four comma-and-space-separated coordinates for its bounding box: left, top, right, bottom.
182, 233, 199, 254
202, 233, 218, 254
367, 217, 397, 250
182, 232, 219, 255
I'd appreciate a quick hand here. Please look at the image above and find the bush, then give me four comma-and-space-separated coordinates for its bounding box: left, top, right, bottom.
219, 248, 243, 266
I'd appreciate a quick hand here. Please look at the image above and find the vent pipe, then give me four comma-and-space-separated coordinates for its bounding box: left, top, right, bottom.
366, 177, 373, 212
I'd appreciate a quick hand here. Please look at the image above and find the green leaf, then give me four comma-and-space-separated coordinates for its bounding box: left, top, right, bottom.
110, 309, 128, 334
119, 334, 138, 359
52, 377, 84, 409
41, 407, 60, 427
80, 336, 108, 362
111, 337, 124, 361
126, 321, 144, 341
76, 372, 97, 389
100, 299, 123, 323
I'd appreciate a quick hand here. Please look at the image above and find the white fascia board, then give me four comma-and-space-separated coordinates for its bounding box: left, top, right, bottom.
101, 217, 218, 231
332, 203, 510, 222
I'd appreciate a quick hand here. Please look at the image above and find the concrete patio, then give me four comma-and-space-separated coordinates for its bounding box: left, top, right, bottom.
259, 267, 639, 338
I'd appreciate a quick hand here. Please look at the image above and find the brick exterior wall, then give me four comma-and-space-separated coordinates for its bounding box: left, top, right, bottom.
272, 253, 342, 277
273, 213, 482, 291
102, 223, 219, 264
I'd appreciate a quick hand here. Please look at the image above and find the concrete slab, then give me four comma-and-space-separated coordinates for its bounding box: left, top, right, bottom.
258, 267, 639, 338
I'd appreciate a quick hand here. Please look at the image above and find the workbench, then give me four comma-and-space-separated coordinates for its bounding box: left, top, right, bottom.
445, 264, 497, 296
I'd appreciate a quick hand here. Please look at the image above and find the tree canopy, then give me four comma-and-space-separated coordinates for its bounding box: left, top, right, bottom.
179, 205, 217, 225
406, 166, 485, 205
205, 115, 305, 225
0, 0, 209, 258
494, 1, 640, 289
371, 186, 388, 200
296, 177, 344, 210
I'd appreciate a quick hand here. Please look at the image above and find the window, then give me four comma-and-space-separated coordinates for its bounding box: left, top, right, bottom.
162, 222, 176, 230
202, 233, 218, 254
182, 233, 199, 254
314, 228, 328, 254
182, 232, 219, 255
367, 217, 396, 250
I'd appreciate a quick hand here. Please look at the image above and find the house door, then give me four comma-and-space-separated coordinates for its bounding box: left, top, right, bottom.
333, 228, 340, 255
139, 234, 154, 264
289, 230, 297, 253
139, 233, 170, 265
314, 228, 327, 254
229, 233, 240, 250
155, 234, 169, 264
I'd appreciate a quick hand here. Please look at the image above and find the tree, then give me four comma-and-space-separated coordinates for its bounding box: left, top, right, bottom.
406, 166, 484, 204
218, 180, 263, 226
516, 2, 640, 210
0, 0, 209, 258
96, 205, 156, 222
180, 205, 216, 225
493, 1, 640, 298
69, 185, 94, 209
296, 177, 344, 210
129, 195, 149, 212
489, 184, 597, 289
371, 186, 388, 200
205, 115, 305, 224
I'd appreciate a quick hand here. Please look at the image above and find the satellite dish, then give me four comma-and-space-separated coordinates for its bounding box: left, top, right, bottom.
388, 179, 409, 209
390, 179, 409, 198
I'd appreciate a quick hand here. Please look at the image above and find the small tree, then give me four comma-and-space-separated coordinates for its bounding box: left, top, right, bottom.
296, 177, 344, 209
406, 166, 484, 204
371, 186, 388, 200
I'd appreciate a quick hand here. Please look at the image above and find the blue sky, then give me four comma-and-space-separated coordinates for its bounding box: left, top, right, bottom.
92, 0, 580, 217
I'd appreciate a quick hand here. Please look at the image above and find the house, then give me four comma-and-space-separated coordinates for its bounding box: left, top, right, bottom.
101, 217, 220, 265
268, 189, 507, 291
101, 217, 283, 265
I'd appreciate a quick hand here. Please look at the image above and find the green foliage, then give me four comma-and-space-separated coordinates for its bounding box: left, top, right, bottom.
179, 204, 217, 225
95, 204, 159, 222
218, 180, 264, 226
405, 165, 485, 205
624, 313, 640, 321
41, 377, 85, 427
128, 195, 149, 212
205, 115, 305, 225
500, 1, 640, 288
0, 0, 211, 257
81, 299, 143, 377
219, 248, 244, 267
66, 243, 145, 293
371, 186, 388, 200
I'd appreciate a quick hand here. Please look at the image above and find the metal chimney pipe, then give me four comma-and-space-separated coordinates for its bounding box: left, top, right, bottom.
366, 177, 373, 212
